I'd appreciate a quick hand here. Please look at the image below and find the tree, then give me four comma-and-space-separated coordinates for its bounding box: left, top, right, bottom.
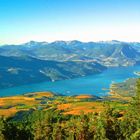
0, 117, 5, 140
120, 78, 140, 139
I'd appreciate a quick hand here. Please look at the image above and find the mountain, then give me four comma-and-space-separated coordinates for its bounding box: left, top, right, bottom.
0, 40, 140, 88
0, 40, 140, 66
0, 55, 106, 89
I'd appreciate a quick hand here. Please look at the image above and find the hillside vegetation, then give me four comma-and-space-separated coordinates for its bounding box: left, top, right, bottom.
0, 56, 106, 88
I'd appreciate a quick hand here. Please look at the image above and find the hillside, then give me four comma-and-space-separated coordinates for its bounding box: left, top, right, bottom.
109, 78, 137, 98
0, 90, 134, 140
0, 55, 106, 88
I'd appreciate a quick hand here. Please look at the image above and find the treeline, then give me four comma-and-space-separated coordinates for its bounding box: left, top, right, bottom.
0, 79, 140, 140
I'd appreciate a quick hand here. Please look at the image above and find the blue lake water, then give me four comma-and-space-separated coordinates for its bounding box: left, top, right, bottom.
0, 65, 140, 97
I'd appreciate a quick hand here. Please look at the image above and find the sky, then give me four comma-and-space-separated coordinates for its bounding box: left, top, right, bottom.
0, 0, 140, 44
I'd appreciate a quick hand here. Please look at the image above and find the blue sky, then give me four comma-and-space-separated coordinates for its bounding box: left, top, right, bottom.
0, 0, 140, 44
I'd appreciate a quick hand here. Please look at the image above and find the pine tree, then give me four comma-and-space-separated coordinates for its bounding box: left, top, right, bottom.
133, 78, 140, 113
120, 78, 140, 139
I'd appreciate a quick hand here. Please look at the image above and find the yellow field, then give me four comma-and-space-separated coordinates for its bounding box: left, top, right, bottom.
0, 107, 28, 117
25, 91, 54, 98
75, 95, 93, 99
109, 91, 132, 101
0, 96, 36, 106
0, 92, 53, 117
0, 92, 127, 117
57, 102, 104, 115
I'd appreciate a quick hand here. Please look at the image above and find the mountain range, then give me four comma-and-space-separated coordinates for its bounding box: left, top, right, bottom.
1, 40, 140, 67
0, 40, 140, 88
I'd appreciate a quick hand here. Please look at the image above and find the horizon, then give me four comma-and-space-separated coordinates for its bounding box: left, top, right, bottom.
0, 0, 140, 44
1, 39, 140, 46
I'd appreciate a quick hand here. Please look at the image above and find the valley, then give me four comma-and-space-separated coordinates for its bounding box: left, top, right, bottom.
0, 40, 140, 95
0, 65, 140, 97
1, 39, 140, 140
1, 0, 140, 139
0, 55, 106, 89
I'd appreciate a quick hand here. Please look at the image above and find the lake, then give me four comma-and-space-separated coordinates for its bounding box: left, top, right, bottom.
0, 65, 140, 97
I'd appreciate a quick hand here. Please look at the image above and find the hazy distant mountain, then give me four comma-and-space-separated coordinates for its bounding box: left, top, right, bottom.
0, 40, 140, 67
0, 55, 106, 88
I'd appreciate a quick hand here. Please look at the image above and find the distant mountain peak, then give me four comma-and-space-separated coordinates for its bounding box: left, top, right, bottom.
99, 40, 122, 44
111, 40, 121, 42
0, 40, 140, 67
23, 41, 48, 47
